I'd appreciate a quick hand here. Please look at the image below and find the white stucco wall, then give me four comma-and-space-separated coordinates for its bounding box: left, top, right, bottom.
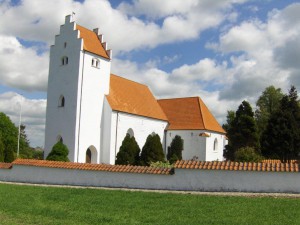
166, 130, 225, 161
76, 51, 111, 164
107, 112, 168, 164
44, 15, 111, 163
44, 16, 83, 161
1, 166, 299, 193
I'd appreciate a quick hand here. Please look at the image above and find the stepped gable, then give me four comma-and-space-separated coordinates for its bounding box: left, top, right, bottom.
106, 74, 168, 121
12, 159, 173, 175
76, 24, 110, 59
174, 160, 300, 172
158, 97, 225, 133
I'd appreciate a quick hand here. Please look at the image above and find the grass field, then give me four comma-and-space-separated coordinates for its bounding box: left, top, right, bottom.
0, 183, 299, 225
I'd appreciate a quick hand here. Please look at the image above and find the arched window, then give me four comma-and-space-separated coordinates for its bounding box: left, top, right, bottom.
213, 138, 218, 151
64, 42, 67, 48
58, 95, 65, 107
86, 146, 97, 163
91, 58, 100, 68
86, 148, 92, 163
127, 128, 134, 137
61, 56, 68, 65
57, 135, 63, 144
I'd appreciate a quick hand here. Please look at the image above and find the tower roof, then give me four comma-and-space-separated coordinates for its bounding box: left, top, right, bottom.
158, 97, 225, 133
106, 74, 168, 121
76, 24, 110, 59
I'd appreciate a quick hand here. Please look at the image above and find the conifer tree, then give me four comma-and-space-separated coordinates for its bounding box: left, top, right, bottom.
224, 101, 260, 161
167, 135, 183, 164
115, 134, 140, 165
140, 133, 165, 166
46, 141, 69, 162
261, 86, 300, 162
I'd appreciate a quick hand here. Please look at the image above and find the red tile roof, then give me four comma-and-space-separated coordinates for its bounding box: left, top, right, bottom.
174, 160, 300, 172
76, 24, 110, 59
107, 74, 168, 121
12, 159, 173, 175
158, 97, 225, 133
0, 162, 12, 169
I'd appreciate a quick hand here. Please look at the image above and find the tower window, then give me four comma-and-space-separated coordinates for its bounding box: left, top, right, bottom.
91, 58, 100, 68
61, 56, 68, 65
64, 42, 67, 48
58, 95, 65, 107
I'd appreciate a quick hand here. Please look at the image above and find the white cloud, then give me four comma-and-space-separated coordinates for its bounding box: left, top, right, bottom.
0, 92, 46, 147
0, 35, 48, 91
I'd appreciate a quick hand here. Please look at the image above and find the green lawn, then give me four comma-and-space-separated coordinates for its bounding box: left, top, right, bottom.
0, 183, 299, 225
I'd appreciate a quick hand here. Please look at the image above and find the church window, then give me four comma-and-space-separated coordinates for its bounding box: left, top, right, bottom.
64, 42, 67, 48
57, 135, 63, 143
127, 128, 134, 137
213, 138, 218, 151
86, 148, 92, 163
58, 95, 65, 107
61, 56, 68, 65
91, 58, 100, 68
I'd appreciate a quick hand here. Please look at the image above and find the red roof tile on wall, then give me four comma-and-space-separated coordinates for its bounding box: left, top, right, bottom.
158, 97, 225, 133
12, 159, 173, 175
174, 160, 299, 172
0, 162, 12, 169
107, 74, 168, 121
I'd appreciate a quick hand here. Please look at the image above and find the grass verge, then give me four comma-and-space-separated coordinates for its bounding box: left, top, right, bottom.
0, 183, 299, 225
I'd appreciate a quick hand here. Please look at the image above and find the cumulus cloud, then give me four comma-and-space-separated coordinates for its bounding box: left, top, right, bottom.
0, 92, 46, 147
207, 2, 300, 103
0, 35, 48, 91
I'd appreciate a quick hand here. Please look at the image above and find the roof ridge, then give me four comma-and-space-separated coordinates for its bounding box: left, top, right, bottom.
158, 96, 199, 101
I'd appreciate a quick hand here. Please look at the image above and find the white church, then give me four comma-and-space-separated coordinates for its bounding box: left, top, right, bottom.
44, 15, 226, 164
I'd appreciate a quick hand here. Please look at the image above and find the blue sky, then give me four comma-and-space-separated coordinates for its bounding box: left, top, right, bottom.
1, 0, 300, 147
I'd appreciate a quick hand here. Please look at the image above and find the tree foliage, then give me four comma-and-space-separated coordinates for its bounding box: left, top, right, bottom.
46, 141, 69, 162
0, 135, 4, 162
261, 86, 300, 162
167, 135, 183, 164
234, 147, 263, 162
255, 86, 284, 136
115, 134, 140, 165
140, 133, 165, 166
224, 101, 260, 161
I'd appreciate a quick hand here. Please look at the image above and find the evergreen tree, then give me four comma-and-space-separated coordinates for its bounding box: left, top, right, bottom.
224, 101, 260, 161
46, 142, 69, 162
115, 134, 140, 165
140, 133, 165, 166
261, 86, 300, 162
167, 135, 183, 164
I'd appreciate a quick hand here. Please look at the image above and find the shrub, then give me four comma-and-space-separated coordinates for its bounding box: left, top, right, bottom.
150, 161, 173, 168
167, 135, 183, 163
234, 146, 263, 162
115, 134, 140, 165
140, 133, 165, 166
46, 142, 69, 162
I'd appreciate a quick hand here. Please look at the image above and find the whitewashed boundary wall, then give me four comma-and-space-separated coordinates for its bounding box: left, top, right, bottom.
0, 160, 299, 193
